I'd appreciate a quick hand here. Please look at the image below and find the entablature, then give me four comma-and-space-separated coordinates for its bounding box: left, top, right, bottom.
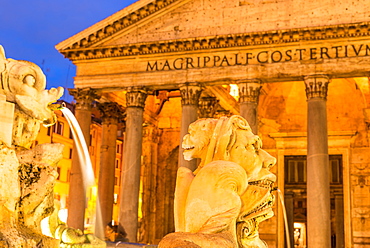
270, 131, 357, 149
72, 55, 370, 90
60, 22, 370, 61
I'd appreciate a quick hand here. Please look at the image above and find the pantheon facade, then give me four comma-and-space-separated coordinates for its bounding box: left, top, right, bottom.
57, 0, 370, 247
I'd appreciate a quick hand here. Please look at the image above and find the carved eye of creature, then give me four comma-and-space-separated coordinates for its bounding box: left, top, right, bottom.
248, 136, 262, 154
252, 141, 260, 153
23, 74, 36, 87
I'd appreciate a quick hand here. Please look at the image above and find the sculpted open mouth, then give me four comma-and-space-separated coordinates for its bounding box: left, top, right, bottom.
239, 180, 275, 221
182, 144, 195, 151
249, 179, 274, 189
243, 193, 275, 220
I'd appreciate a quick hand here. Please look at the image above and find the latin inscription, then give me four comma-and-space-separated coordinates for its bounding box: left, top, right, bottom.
146, 44, 370, 71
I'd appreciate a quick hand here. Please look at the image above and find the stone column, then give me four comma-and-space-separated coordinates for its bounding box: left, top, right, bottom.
179, 83, 201, 171
95, 102, 124, 239
334, 192, 344, 248
118, 88, 147, 242
238, 80, 262, 134
67, 88, 98, 231
304, 75, 331, 248
140, 124, 160, 244
284, 191, 294, 248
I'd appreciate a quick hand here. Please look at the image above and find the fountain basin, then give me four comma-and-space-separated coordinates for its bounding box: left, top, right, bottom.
106, 242, 157, 248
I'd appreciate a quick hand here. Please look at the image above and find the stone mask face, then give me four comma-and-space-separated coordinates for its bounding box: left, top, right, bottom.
0, 46, 64, 126
0, 46, 64, 148
160, 116, 277, 248
228, 129, 276, 182
181, 116, 277, 247
227, 132, 276, 247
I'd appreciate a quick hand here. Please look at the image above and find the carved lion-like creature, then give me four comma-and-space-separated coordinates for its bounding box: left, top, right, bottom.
0, 45, 64, 149
159, 115, 276, 248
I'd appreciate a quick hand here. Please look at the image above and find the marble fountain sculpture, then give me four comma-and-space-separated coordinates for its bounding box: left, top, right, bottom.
159, 115, 277, 248
0, 45, 105, 248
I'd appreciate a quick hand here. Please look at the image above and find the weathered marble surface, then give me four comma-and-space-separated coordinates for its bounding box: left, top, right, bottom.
159, 115, 276, 248
99, 0, 370, 46
0, 45, 105, 247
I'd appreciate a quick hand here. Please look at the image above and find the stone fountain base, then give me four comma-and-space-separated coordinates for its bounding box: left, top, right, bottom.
106, 242, 157, 248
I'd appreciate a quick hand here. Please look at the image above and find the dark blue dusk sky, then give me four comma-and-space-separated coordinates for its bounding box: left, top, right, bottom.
0, 0, 137, 102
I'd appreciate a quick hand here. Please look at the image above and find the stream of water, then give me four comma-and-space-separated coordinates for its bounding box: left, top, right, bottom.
61, 107, 95, 188
61, 107, 103, 236
277, 188, 292, 248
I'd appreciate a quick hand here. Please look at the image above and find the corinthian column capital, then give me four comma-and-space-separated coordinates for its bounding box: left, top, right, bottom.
68, 88, 99, 111
198, 96, 219, 118
238, 80, 262, 103
179, 83, 202, 106
304, 75, 330, 100
97, 102, 125, 124
126, 87, 148, 108
143, 124, 160, 142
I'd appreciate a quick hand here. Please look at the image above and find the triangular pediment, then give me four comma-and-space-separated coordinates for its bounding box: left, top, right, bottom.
56, 0, 193, 51
56, 0, 370, 60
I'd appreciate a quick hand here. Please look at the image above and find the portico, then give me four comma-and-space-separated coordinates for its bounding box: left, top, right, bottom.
57, 0, 370, 247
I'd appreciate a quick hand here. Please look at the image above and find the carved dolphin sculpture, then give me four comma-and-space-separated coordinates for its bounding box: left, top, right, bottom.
0, 45, 63, 126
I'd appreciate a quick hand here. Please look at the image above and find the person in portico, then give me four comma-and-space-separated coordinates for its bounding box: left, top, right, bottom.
56, 0, 370, 247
